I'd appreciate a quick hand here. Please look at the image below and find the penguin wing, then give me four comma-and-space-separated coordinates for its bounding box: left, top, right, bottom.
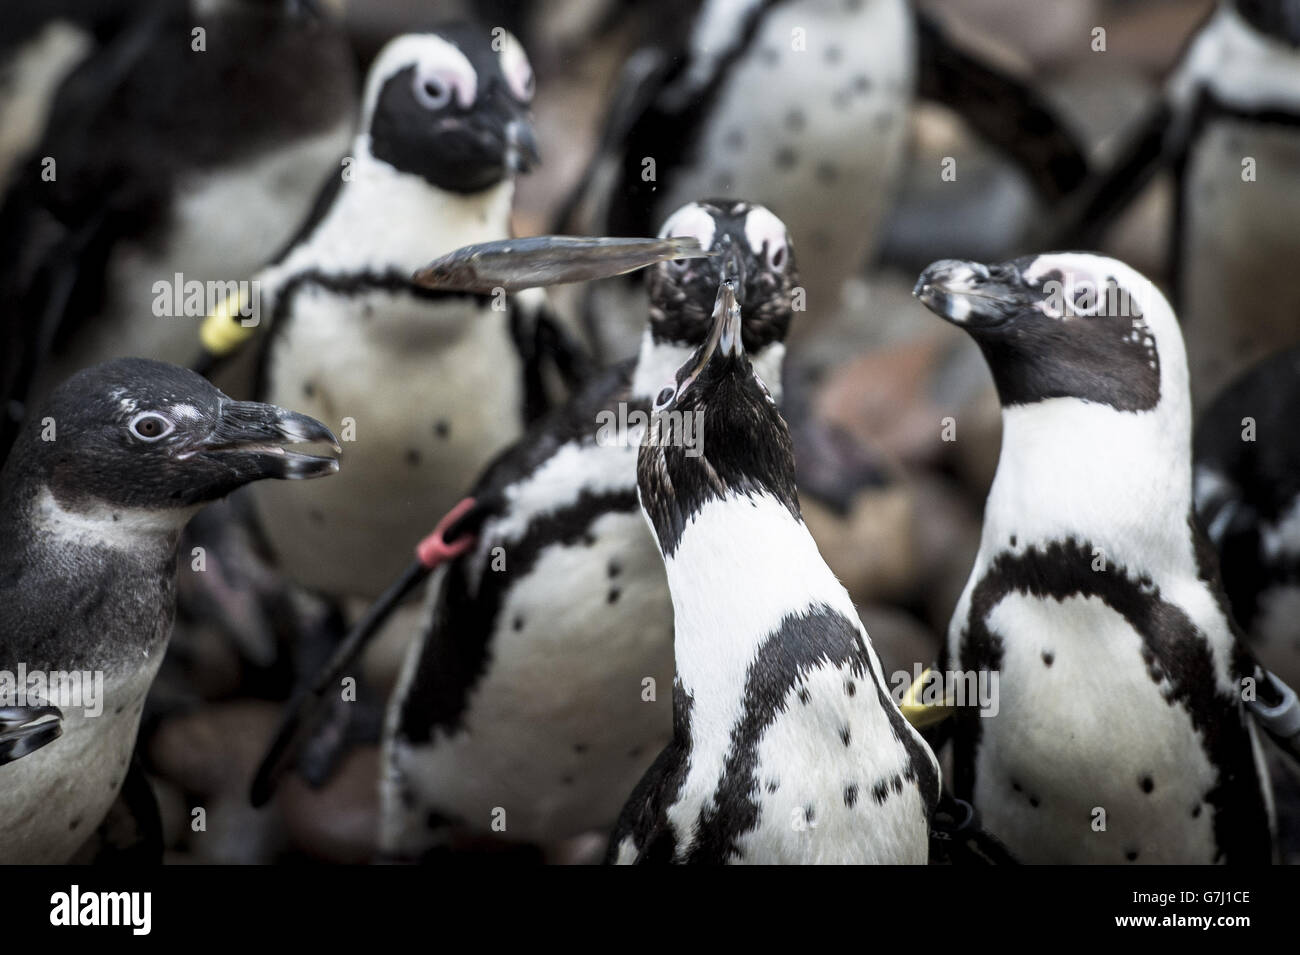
915, 10, 1089, 203
0, 705, 63, 766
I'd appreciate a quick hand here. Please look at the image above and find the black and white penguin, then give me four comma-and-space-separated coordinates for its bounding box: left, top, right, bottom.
1050, 0, 1300, 404
0, 357, 339, 863
379, 199, 800, 856
0, 0, 359, 458
608, 280, 939, 864
914, 252, 1275, 864
240, 25, 550, 606
559, 0, 1088, 359
1195, 343, 1300, 691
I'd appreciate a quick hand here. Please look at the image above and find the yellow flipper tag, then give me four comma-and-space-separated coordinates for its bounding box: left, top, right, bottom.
900, 667, 955, 729
198, 287, 257, 358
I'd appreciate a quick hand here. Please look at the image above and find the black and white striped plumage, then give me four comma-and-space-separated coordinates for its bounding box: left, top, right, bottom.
248, 26, 548, 602
380, 200, 800, 854
0, 0, 358, 459
609, 282, 939, 864
916, 252, 1274, 864
0, 358, 337, 863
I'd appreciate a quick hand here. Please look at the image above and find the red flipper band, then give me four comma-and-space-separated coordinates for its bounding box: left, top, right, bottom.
416, 497, 479, 569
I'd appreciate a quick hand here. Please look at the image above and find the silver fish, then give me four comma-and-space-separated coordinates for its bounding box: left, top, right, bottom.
412, 235, 714, 293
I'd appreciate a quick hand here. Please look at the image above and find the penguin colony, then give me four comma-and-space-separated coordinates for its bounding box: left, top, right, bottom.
1, 1, 1299, 867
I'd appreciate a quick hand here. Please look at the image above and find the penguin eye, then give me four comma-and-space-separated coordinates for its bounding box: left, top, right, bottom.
129, 412, 174, 442
415, 74, 454, 110
655, 387, 675, 409
769, 243, 787, 270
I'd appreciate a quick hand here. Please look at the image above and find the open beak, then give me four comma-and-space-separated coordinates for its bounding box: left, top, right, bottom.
681, 280, 742, 387
913, 258, 1026, 329
192, 401, 341, 480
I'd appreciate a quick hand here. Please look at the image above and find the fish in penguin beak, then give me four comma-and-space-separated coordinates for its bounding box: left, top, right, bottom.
183, 401, 341, 480
412, 235, 714, 293
913, 258, 1034, 329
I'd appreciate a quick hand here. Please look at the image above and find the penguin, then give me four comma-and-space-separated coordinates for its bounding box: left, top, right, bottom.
1194, 343, 1300, 691
914, 252, 1275, 864
379, 199, 801, 857
237, 25, 550, 605
0, 357, 339, 863
558, 0, 1088, 360
0, 0, 359, 460
608, 280, 939, 864
1048, 0, 1300, 404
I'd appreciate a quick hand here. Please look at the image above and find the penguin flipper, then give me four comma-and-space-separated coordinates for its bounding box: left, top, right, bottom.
249, 560, 430, 806
0, 705, 63, 766
1039, 99, 1185, 250
915, 10, 1089, 203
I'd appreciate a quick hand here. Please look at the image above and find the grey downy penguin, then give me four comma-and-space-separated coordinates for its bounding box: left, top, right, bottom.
0, 357, 339, 863
609, 280, 940, 863
914, 252, 1275, 863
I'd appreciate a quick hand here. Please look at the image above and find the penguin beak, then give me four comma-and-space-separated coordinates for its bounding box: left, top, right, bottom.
505, 118, 541, 174
188, 402, 341, 480
681, 280, 743, 389
913, 258, 1027, 329
718, 242, 747, 305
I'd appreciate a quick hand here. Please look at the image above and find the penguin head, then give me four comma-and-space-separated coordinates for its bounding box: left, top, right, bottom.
913, 253, 1184, 414
363, 25, 539, 193
638, 282, 800, 554
6, 359, 339, 518
646, 200, 799, 354
1234, 1, 1300, 46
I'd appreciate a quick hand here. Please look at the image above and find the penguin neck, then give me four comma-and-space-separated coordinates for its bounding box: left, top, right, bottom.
306, 143, 515, 274
660, 491, 857, 727
630, 329, 785, 403
982, 396, 1195, 576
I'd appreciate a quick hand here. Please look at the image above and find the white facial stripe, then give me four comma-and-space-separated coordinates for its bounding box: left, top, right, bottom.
743, 205, 789, 263
498, 29, 534, 102
33, 486, 196, 548
362, 34, 477, 120
659, 203, 717, 250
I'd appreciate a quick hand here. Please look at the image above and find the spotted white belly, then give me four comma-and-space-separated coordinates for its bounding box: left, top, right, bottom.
382, 510, 675, 847
968, 591, 1221, 864
256, 288, 523, 599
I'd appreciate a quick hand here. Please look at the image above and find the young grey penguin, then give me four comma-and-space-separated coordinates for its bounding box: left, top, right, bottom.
0, 0, 358, 459
1050, 0, 1300, 404
609, 281, 939, 864
0, 357, 339, 863
914, 252, 1275, 864
235, 25, 547, 604
380, 199, 799, 856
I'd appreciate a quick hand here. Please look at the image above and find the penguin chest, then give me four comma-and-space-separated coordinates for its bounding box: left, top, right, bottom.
1180, 117, 1300, 399
666, 658, 929, 864
387, 510, 676, 845
45, 119, 354, 388
662, 0, 914, 315
961, 590, 1223, 863
256, 289, 523, 599
0, 666, 156, 864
